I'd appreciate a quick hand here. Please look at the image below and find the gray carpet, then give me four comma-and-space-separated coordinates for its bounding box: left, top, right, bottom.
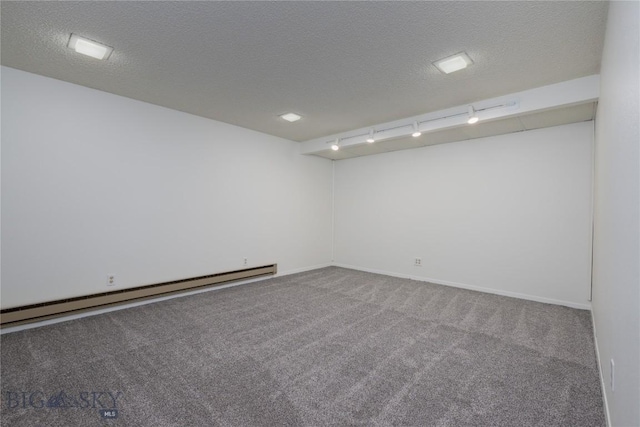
1, 267, 605, 426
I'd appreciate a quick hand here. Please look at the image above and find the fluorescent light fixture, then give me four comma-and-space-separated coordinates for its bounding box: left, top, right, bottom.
280, 113, 302, 122
411, 121, 422, 137
331, 138, 340, 151
433, 52, 473, 74
366, 129, 375, 143
467, 105, 479, 124
68, 34, 113, 60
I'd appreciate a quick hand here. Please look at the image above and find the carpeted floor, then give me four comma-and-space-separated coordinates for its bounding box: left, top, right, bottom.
1, 267, 605, 426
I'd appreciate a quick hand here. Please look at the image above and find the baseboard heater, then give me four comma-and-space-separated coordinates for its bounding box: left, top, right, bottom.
0, 264, 277, 328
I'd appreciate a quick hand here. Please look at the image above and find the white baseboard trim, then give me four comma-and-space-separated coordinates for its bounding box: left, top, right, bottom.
332, 263, 592, 310
591, 311, 612, 427
276, 263, 333, 277
3, 262, 590, 333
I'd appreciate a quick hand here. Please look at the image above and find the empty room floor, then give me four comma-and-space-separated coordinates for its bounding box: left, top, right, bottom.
0, 267, 605, 426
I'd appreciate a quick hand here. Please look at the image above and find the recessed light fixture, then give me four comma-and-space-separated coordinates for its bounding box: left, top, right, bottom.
433, 52, 473, 74
280, 113, 302, 122
411, 121, 422, 137
68, 34, 113, 60
467, 105, 479, 124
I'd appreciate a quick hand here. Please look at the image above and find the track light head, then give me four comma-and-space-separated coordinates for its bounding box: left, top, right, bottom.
366, 129, 375, 143
331, 138, 340, 151
467, 105, 479, 124
411, 121, 422, 138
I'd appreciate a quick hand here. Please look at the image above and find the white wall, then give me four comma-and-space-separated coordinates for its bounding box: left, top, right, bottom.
334, 122, 594, 308
592, 1, 640, 425
0, 66, 333, 309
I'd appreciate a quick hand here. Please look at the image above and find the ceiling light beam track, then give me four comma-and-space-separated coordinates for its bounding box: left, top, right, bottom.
300, 75, 599, 155
320, 101, 516, 150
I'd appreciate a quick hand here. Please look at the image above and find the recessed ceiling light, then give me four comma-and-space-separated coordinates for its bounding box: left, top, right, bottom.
280, 113, 302, 122
68, 34, 113, 60
433, 52, 473, 74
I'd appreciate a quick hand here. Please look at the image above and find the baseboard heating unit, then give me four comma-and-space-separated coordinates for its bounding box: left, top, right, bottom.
0, 264, 277, 328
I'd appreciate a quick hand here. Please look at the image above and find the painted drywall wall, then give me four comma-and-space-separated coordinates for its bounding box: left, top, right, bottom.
1, 66, 333, 309
334, 122, 594, 308
591, 1, 640, 425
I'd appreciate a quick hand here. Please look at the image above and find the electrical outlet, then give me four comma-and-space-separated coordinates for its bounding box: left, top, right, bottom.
414, 258, 422, 267
243, 258, 248, 266
107, 275, 116, 287
610, 359, 615, 392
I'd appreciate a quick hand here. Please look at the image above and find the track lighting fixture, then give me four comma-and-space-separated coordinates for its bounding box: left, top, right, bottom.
411, 121, 422, 137
317, 100, 516, 152
366, 129, 375, 143
467, 105, 479, 124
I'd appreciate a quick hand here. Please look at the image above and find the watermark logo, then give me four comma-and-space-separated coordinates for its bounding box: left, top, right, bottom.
4, 390, 123, 419
99, 409, 119, 419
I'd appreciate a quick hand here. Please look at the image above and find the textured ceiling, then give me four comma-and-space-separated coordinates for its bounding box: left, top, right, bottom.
1, 1, 608, 142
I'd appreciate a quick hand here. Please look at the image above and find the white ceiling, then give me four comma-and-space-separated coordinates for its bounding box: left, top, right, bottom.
1, 1, 608, 144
